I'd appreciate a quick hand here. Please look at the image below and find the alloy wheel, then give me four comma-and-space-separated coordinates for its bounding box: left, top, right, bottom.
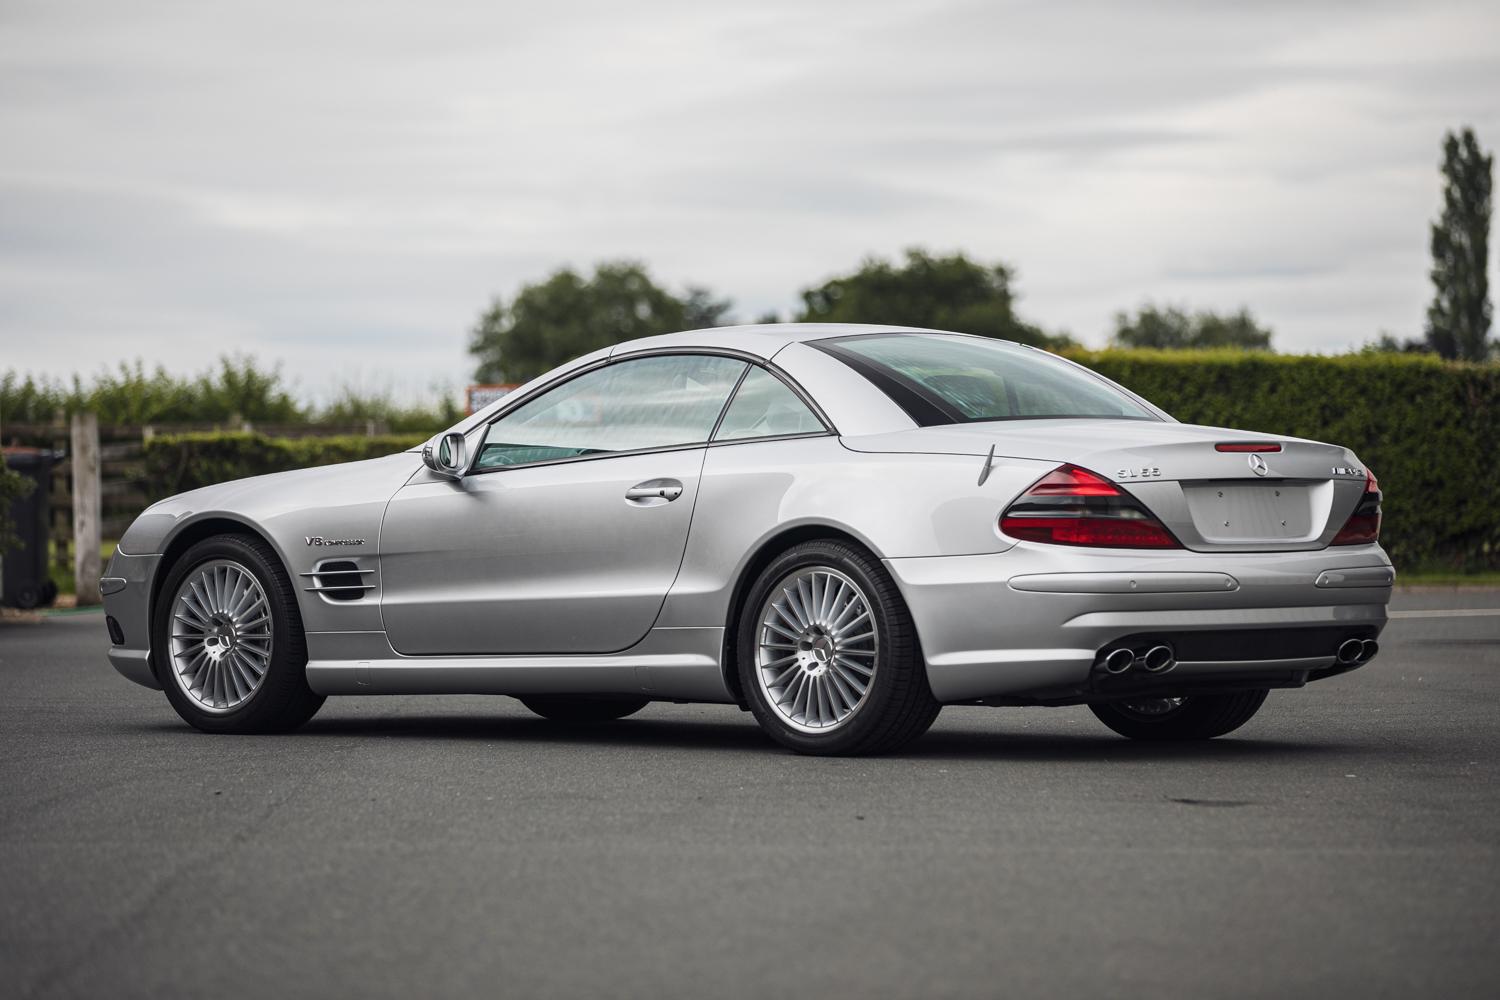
168, 559, 273, 713
754, 567, 878, 733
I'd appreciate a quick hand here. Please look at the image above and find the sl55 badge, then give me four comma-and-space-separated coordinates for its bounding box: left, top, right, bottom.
1116, 467, 1162, 479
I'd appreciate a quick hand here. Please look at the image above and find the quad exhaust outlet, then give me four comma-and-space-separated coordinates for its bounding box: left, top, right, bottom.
1099, 644, 1177, 676
1141, 645, 1174, 673
1102, 648, 1135, 674
1336, 638, 1379, 666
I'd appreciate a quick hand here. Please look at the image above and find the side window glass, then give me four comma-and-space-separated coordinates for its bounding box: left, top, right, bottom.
713, 366, 825, 441
475, 355, 746, 471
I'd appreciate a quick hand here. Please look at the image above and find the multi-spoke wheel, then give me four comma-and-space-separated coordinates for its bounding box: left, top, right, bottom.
737, 540, 940, 756
1090, 689, 1269, 741
169, 559, 273, 712
755, 567, 877, 733
153, 534, 324, 733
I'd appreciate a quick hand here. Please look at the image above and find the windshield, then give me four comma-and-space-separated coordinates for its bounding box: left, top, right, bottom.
814, 333, 1161, 425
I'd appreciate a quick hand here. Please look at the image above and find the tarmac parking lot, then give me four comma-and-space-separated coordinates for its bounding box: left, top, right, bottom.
2, 590, 1497, 999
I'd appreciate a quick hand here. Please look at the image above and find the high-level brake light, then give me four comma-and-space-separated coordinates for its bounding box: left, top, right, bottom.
1214, 442, 1282, 453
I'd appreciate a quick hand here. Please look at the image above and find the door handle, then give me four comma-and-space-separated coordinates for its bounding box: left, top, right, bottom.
625, 479, 684, 505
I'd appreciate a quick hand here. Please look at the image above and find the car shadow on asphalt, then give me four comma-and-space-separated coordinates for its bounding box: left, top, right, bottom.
123, 713, 1365, 763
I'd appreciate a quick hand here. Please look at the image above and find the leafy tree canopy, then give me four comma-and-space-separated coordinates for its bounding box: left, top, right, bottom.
1360, 332, 1431, 355
1, 357, 460, 432
469, 261, 733, 384
794, 248, 1073, 348
1, 356, 303, 425
1111, 304, 1274, 351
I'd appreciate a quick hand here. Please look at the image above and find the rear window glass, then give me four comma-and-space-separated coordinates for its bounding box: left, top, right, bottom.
815, 334, 1159, 425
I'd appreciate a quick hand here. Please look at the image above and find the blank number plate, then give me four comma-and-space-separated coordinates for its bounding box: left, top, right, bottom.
1182, 483, 1315, 542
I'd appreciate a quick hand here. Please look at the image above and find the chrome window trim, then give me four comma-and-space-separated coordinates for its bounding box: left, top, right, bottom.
707, 430, 834, 449
463, 348, 836, 478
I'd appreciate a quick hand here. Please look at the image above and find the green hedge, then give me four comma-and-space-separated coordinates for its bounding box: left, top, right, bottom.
1063, 349, 1500, 571
141, 353, 1500, 571
143, 432, 426, 500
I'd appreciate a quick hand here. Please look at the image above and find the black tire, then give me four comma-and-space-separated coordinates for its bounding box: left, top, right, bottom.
736, 540, 941, 756
153, 533, 324, 734
519, 696, 650, 722
1089, 690, 1269, 741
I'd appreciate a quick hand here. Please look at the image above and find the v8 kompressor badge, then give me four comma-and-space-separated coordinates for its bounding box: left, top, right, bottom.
305, 536, 366, 547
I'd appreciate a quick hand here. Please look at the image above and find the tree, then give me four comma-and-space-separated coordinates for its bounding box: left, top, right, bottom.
470, 262, 733, 383
1111, 304, 1274, 351
682, 286, 734, 330
0, 356, 302, 425
1360, 332, 1430, 355
794, 248, 1072, 348
1426, 128, 1493, 361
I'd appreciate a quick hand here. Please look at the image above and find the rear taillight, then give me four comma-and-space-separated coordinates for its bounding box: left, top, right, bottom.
1331, 468, 1382, 545
1000, 464, 1181, 549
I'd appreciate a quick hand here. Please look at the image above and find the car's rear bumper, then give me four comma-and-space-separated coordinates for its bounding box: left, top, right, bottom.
884, 543, 1392, 703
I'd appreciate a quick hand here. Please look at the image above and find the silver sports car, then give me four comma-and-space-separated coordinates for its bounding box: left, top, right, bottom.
103, 325, 1393, 755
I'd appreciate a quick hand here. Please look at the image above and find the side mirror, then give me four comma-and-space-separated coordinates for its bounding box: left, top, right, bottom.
422, 431, 468, 480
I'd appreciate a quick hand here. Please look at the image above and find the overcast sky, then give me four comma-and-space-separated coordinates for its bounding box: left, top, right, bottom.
2, 0, 1498, 403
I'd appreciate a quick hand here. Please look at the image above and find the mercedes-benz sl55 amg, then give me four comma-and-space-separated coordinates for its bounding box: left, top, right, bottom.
102, 325, 1393, 755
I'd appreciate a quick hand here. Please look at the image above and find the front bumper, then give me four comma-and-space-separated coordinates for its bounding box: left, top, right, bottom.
885, 543, 1392, 703
101, 549, 163, 690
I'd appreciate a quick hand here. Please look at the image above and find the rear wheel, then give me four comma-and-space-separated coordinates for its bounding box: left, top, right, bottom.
519, 696, 650, 722
154, 534, 324, 734
737, 540, 940, 756
1089, 690, 1269, 740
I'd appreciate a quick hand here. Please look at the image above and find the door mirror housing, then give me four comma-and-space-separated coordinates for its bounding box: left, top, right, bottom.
422, 431, 468, 479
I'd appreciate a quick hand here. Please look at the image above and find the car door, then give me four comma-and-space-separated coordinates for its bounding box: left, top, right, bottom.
379, 353, 748, 656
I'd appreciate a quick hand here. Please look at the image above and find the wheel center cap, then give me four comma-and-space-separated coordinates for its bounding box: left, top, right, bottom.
205, 616, 237, 657
797, 631, 835, 675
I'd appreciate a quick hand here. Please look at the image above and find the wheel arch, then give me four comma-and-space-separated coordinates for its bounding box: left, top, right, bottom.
148, 516, 288, 681
719, 523, 884, 707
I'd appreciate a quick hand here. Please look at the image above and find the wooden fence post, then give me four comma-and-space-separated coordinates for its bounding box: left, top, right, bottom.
71, 412, 101, 606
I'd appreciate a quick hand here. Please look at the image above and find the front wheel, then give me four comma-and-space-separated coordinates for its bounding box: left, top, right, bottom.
1089, 690, 1269, 741
737, 540, 940, 756
153, 533, 324, 734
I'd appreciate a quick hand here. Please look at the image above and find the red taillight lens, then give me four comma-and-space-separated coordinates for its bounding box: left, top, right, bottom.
1000, 464, 1181, 549
1215, 442, 1282, 453
1001, 514, 1181, 548
1024, 465, 1122, 496
1331, 468, 1382, 546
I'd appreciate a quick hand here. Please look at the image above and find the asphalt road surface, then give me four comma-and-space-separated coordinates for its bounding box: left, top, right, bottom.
3, 591, 1498, 1000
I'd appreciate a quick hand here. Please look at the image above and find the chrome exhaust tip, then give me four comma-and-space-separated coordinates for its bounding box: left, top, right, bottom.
1141, 644, 1175, 673
1358, 639, 1379, 663
1336, 639, 1364, 665
1102, 648, 1135, 674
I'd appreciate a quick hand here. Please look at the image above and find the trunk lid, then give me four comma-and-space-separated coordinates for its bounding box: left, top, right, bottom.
842, 419, 1370, 552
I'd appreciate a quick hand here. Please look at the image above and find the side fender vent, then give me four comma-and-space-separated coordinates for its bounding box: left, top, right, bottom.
301, 559, 375, 601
